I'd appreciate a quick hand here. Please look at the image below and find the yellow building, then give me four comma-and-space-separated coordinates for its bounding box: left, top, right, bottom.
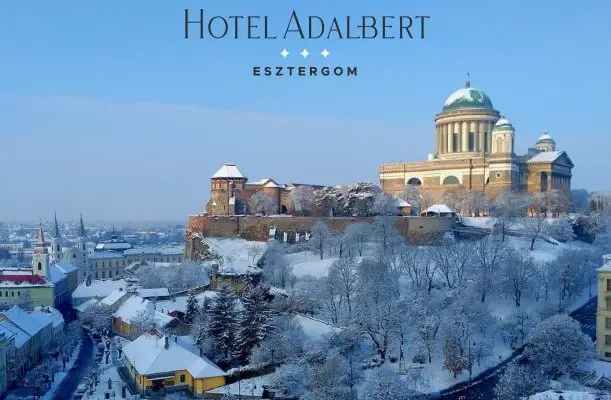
379, 74, 574, 207
596, 254, 611, 361
122, 331, 226, 397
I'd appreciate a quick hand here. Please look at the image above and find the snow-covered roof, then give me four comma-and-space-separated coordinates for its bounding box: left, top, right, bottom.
75, 298, 99, 313
293, 314, 342, 340
0, 321, 30, 348
392, 196, 411, 208
89, 251, 124, 260
54, 261, 78, 274
112, 296, 174, 327
527, 150, 564, 164
30, 307, 64, 329
123, 245, 184, 256
423, 204, 456, 214
94, 242, 133, 252
72, 279, 128, 299
123, 332, 226, 379
2, 306, 46, 336
48, 264, 68, 284
137, 288, 170, 298
528, 390, 598, 399
100, 289, 128, 307
211, 163, 245, 179
156, 292, 216, 315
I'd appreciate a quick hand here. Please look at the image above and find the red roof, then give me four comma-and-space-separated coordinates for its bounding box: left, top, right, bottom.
0, 275, 47, 285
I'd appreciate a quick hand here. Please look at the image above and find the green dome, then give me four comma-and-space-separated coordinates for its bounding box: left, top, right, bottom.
443, 87, 494, 111
492, 117, 514, 131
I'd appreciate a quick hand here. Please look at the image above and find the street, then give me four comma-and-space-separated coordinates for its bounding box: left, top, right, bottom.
438, 297, 598, 399
51, 328, 95, 400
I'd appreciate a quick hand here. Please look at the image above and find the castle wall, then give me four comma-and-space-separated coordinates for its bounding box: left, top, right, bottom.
185, 215, 455, 259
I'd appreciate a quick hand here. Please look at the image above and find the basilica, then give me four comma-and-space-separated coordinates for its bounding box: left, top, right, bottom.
379, 75, 574, 202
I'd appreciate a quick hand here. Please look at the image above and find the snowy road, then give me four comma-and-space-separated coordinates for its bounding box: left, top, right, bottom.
51, 328, 95, 400
438, 297, 598, 400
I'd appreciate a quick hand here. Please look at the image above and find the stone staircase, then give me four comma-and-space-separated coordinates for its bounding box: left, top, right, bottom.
574, 370, 611, 391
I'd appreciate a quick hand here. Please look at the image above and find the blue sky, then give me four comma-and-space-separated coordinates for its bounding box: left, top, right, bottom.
1, 0, 610, 221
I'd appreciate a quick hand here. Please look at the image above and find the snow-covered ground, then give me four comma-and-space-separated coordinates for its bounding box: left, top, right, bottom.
206, 373, 273, 397
528, 390, 608, 399
285, 251, 338, 278
203, 237, 267, 274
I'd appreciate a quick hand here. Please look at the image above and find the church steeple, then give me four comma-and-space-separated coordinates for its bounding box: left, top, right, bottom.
79, 213, 86, 238
50, 212, 62, 263
33, 220, 49, 277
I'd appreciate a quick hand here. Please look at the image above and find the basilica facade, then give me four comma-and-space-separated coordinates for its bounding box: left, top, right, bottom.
379, 75, 574, 202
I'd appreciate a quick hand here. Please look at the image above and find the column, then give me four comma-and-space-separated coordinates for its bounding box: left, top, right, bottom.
461, 121, 468, 152
447, 123, 453, 152
436, 126, 440, 154
442, 125, 447, 153
478, 121, 485, 153
487, 122, 493, 152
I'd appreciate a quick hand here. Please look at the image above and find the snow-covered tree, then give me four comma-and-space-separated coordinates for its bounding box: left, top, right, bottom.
545, 189, 572, 217
250, 315, 307, 365
206, 285, 238, 361
234, 284, 275, 363
503, 308, 537, 349
81, 304, 113, 333
262, 243, 293, 289
363, 365, 421, 400
372, 191, 399, 216
523, 216, 549, 251
354, 257, 401, 361
272, 279, 322, 316
502, 249, 536, 307
548, 218, 574, 242
184, 290, 200, 324
248, 191, 277, 216
289, 185, 316, 216
130, 309, 159, 334
192, 296, 212, 345
328, 256, 359, 320
524, 314, 594, 378
403, 184, 422, 214
548, 249, 590, 311
372, 216, 403, 252
491, 191, 529, 241
429, 240, 473, 289
344, 222, 371, 257
269, 361, 311, 398
302, 350, 355, 400
443, 325, 469, 378
494, 363, 547, 400
472, 234, 506, 302
310, 220, 331, 260
343, 182, 381, 217
400, 246, 437, 293
313, 186, 346, 217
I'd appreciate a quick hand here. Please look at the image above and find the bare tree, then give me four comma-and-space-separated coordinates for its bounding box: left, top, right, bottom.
402, 184, 422, 214
473, 234, 506, 302
429, 240, 474, 289
344, 222, 371, 257
248, 191, 277, 216
328, 256, 359, 320
502, 249, 536, 307
310, 221, 330, 260
523, 216, 549, 251
130, 309, 160, 334
289, 186, 316, 216
491, 191, 529, 241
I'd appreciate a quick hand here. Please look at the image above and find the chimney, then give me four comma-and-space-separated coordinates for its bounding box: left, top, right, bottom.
164, 336, 169, 350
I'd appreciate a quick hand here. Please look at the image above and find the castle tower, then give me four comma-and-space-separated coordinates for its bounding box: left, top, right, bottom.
491, 117, 515, 154
435, 74, 501, 158
49, 212, 62, 263
207, 163, 247, 215
33, 221, 49, 278
535, 131, 556, 152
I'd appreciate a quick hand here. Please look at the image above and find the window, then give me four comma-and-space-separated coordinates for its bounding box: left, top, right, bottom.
606, 318, 611, 329
180, 374, 185, 383
73, 254, 76, 258
452, 133, 459, 152
37, 262, 42, 270
606, 299, 611, 311
10, 291, 14, 297
468, 132, 475, 151
102, 271, 106, 278
17, 291, 20, 297
484, 132, 488, 152
0, 292, 2, 297
102, 262, 105, 267
95, 272, 99, 279
605, 335, 611, 346
607, 279, 611, 291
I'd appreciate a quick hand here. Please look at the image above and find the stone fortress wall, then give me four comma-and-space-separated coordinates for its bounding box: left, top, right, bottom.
184, 214, 455, 260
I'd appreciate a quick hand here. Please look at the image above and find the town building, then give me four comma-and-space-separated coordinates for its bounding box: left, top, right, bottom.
122, 330, 226, 396
112, 295, 177, 339
596, 254, 611, 361
0, 222, 80, 311
206, 163, 324, 216
379, 75, 574, 204
0, 331, 11, 397
0, 306, 47, 370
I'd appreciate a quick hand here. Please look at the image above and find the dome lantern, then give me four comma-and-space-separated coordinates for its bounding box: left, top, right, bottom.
442, 75, 495, 112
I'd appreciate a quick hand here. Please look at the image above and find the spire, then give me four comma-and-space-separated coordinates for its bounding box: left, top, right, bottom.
79, 213, 86, 238
53, 212, 60, 239
465, 72, 471, 88
34, 220, 48, 255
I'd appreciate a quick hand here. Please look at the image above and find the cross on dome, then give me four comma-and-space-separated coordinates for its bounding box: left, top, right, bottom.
465, 72, 471, 88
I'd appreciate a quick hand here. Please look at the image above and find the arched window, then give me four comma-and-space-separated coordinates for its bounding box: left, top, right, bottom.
443, 176, 460, 185
407, 178, 422, 186
56, 245, 60, 252
496, 137, 503, 153
37, 262, 42, 270
73, 254, 76, 258
540, 172, 548, 192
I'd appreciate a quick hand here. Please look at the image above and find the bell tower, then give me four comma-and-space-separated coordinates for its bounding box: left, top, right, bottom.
33, 221, 49, 278
49, 212, 62, 263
